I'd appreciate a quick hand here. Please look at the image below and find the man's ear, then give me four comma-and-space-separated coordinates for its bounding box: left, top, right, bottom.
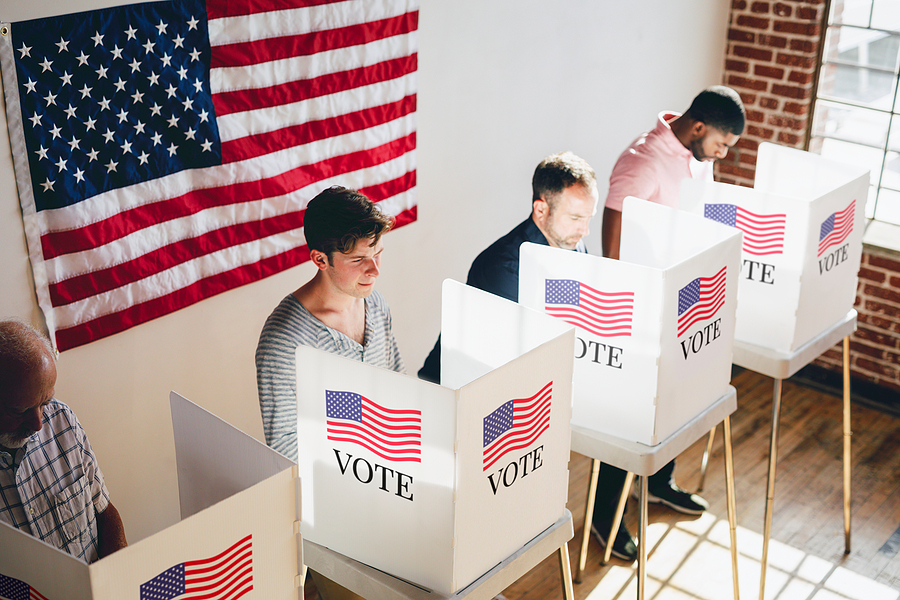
533, 198, 549, 221
690, 120, 707, 140
310, 249, 330, 271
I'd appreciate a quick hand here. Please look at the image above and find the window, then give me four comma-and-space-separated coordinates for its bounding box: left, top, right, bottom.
810, 0, 900, 225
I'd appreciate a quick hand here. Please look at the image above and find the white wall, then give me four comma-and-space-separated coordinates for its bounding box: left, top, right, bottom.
0, 0, 728, 541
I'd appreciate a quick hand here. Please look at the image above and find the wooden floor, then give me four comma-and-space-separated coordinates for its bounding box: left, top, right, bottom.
502, 368, 900, 600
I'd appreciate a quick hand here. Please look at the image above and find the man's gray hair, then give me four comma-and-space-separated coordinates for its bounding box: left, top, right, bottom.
0, 319, 54, 392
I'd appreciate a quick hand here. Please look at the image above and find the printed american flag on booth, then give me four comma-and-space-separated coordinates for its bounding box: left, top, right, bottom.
0, 573, 49, 600
326, 390, 421, 463
544, 279, 633, 337
703, 203, 786, 256
482, 381, 552, 471
139, 534, 252, 600
676, 266, 726, 338
818, 199, 855, 257
0, 0, 418, 351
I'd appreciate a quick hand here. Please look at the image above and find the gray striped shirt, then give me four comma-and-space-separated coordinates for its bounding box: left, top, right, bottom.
255, 291, 404, 461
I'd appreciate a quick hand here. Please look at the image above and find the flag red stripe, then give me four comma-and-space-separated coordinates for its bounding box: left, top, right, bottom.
359, 408, 422, 433
735, 206, 786, 226
360, 169, 416, 203
329, 421, 420, 440
517, 380, 552, 404
222, 94, 416, 163
49, 213, 303, 305
54, 243, 311, 349
392, 205, 416, 228
213, 54, 417, 118
326, 431, 421, 462
185, 535, 252, 568
513, 384, 552, 414
564, 297, 633, 319
546, 310, 633, 338
678, 292, 726, 337
577, 282, 635, 300
361, 396, 421, 419
483, 392, 551, 466
206, 0, 347, 20
30, 587, 50, 600
483, 422, 550, 471
53, 209, 415, 350
211, 12, 417, 69
744, 249, 784, 256
48, 174, 414, 305
362, 415, 422, 432
483, 416, 550, 462
183, 571, 253, 600
818, 201, 855, 255
184, 548, 251, 579
41, 133, 415, 260
509, 403, 551, 431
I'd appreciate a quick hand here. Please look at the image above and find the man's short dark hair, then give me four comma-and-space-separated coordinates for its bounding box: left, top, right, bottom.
532, 151, 597, 205
303, 186, 393, 261
686, 86, 746, 136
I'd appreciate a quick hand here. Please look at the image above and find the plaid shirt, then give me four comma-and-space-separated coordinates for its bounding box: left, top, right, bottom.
0, 399, 110, 563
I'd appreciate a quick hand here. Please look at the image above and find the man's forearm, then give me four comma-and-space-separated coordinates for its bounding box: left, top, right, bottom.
97, 501, 128, 559
601, 207, 622, 260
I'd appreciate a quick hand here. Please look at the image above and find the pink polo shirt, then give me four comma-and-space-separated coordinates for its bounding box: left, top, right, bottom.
604, 112, 713, 212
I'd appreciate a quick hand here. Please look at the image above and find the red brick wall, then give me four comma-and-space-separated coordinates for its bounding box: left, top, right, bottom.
718, 0, 827, 186
720, 0, 900, 395
818, 249, 900, 394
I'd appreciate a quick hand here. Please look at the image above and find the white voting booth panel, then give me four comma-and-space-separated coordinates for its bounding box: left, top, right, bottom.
0, 393, 301, 600
679, 142, 869, 352
520, 198, 742, 445
295, 280, 574, 595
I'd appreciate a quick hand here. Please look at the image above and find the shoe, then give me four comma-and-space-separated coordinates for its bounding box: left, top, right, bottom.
646, 483, 709, 515
591, 520, 637, 561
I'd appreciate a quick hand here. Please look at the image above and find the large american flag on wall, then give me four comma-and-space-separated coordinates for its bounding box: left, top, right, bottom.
0, 0, 418, 351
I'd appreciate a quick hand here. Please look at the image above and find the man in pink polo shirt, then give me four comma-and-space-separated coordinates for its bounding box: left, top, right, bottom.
591, 86, 744, 562
602, 86, 745, 259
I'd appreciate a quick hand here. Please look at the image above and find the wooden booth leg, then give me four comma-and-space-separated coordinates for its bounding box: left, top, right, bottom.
576, 459, 600, 582
759, 377, 783, 600
697, 426, 717, 492
723, 416, 740, 600
842, 335, 852, 554
637, 475, 648, 600
603, 471, 636, 566
559, 543, 575, 600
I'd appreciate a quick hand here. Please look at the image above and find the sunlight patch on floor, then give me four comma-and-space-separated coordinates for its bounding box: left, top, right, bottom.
582, 518, 899, 600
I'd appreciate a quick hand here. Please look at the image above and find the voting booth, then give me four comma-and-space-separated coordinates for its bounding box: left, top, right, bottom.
295, 280, 575, 595
679, 142, 869, 352
520, 198, 742, 446
0, 393, 301, 600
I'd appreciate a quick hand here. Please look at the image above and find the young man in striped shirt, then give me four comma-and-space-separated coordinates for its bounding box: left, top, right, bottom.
256, 186, 405, 464
255, 186, 404, 600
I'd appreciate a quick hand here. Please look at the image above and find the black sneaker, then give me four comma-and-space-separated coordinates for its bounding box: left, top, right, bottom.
591, 520, 638, 561
646, 483, 709, 515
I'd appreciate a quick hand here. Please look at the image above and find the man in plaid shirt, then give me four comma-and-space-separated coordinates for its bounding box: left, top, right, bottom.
0, 319, 126, 563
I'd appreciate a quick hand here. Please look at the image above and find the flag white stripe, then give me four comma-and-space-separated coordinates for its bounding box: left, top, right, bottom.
211, 31, 417, 96
208, 0, 409, 48
51, 186, 415, 328
45, 153, 415, 283
216, 71, 416, 142
35, 112, 416, 234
